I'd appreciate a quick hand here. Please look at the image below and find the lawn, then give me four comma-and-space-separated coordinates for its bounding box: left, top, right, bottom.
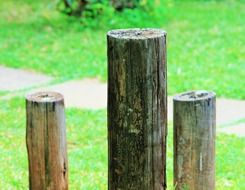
0, 0, 244, 189
0, 0, 244, 99
0, 97, 244, 189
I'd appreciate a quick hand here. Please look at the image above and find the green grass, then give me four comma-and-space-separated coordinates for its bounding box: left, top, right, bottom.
0, 2, 244, 188
0, 97, 244, 189
0, 91, 8, 97
0, 0, 244, 99
0, 97, 107, 189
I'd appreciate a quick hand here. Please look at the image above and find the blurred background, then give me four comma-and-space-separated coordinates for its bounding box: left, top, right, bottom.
0, 0, 244, 189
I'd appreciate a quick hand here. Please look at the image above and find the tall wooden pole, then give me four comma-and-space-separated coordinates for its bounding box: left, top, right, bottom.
173, 90, 216, 190
107, 28, 167, 190
26, 91, 68, 190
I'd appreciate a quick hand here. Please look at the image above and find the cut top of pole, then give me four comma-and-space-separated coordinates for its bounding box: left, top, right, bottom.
107, 28, 167, 40
26, 91, 64, 103
173, 90, 216, 102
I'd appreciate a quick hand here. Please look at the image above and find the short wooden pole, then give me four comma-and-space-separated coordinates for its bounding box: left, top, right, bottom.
107, 28, 167, 190
26, 92, 68, 190
173, 90, 216, 190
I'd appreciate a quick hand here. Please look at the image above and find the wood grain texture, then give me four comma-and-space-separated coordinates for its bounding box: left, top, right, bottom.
173, 91, 216, 190
26, 92, 68, 190
107, 28, 167, 190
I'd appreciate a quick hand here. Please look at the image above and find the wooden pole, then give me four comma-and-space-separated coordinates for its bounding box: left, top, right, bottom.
107, 28, 167, 190
173, 90, 216, 190
26, 91, 68, 190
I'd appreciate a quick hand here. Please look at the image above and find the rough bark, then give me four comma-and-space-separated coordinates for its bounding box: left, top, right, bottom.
173, 90, 216, 190
107, 28, 167, 190
26, 92, 68, 190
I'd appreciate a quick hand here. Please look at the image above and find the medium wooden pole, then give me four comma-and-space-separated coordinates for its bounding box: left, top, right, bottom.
26, 91, 68, 190
173, 90, 216, 190
107, 28, 167, 190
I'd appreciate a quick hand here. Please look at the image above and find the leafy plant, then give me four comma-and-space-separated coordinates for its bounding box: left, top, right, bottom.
57, 0, 98, 17
57, 0, 142, 17
111, 0, 140, 11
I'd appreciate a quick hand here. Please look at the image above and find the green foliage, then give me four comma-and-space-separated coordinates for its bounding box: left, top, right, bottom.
82, 1, 113, 19
0, 0, 244, 99
0, 97, 244, 189
58, 0, 140, 17
111, 0, 140, 10
58, 0, 106, 17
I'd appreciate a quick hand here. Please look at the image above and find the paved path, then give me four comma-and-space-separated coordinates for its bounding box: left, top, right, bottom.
1, 66, 244, 136
218, 123, 245, 137
30, 79, 245, 132
31, 79, 107, 109
0, 66, 52, 91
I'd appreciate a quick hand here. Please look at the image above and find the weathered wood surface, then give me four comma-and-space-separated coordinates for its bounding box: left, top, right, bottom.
26, 92, 68, 190
107, 28, 167, 190
173, 90, 216, 190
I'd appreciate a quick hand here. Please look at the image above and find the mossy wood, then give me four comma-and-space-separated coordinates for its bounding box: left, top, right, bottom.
107, 28, 167, 190
26, 92, 68, 190
173, 91, 216, 190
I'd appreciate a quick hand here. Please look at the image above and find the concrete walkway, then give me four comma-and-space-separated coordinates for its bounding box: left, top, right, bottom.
31, 79, 107, 109
0, 66, 244, 136
0, 66, 52, 91
30, 79, 245, 137
218, 123, 245, 137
